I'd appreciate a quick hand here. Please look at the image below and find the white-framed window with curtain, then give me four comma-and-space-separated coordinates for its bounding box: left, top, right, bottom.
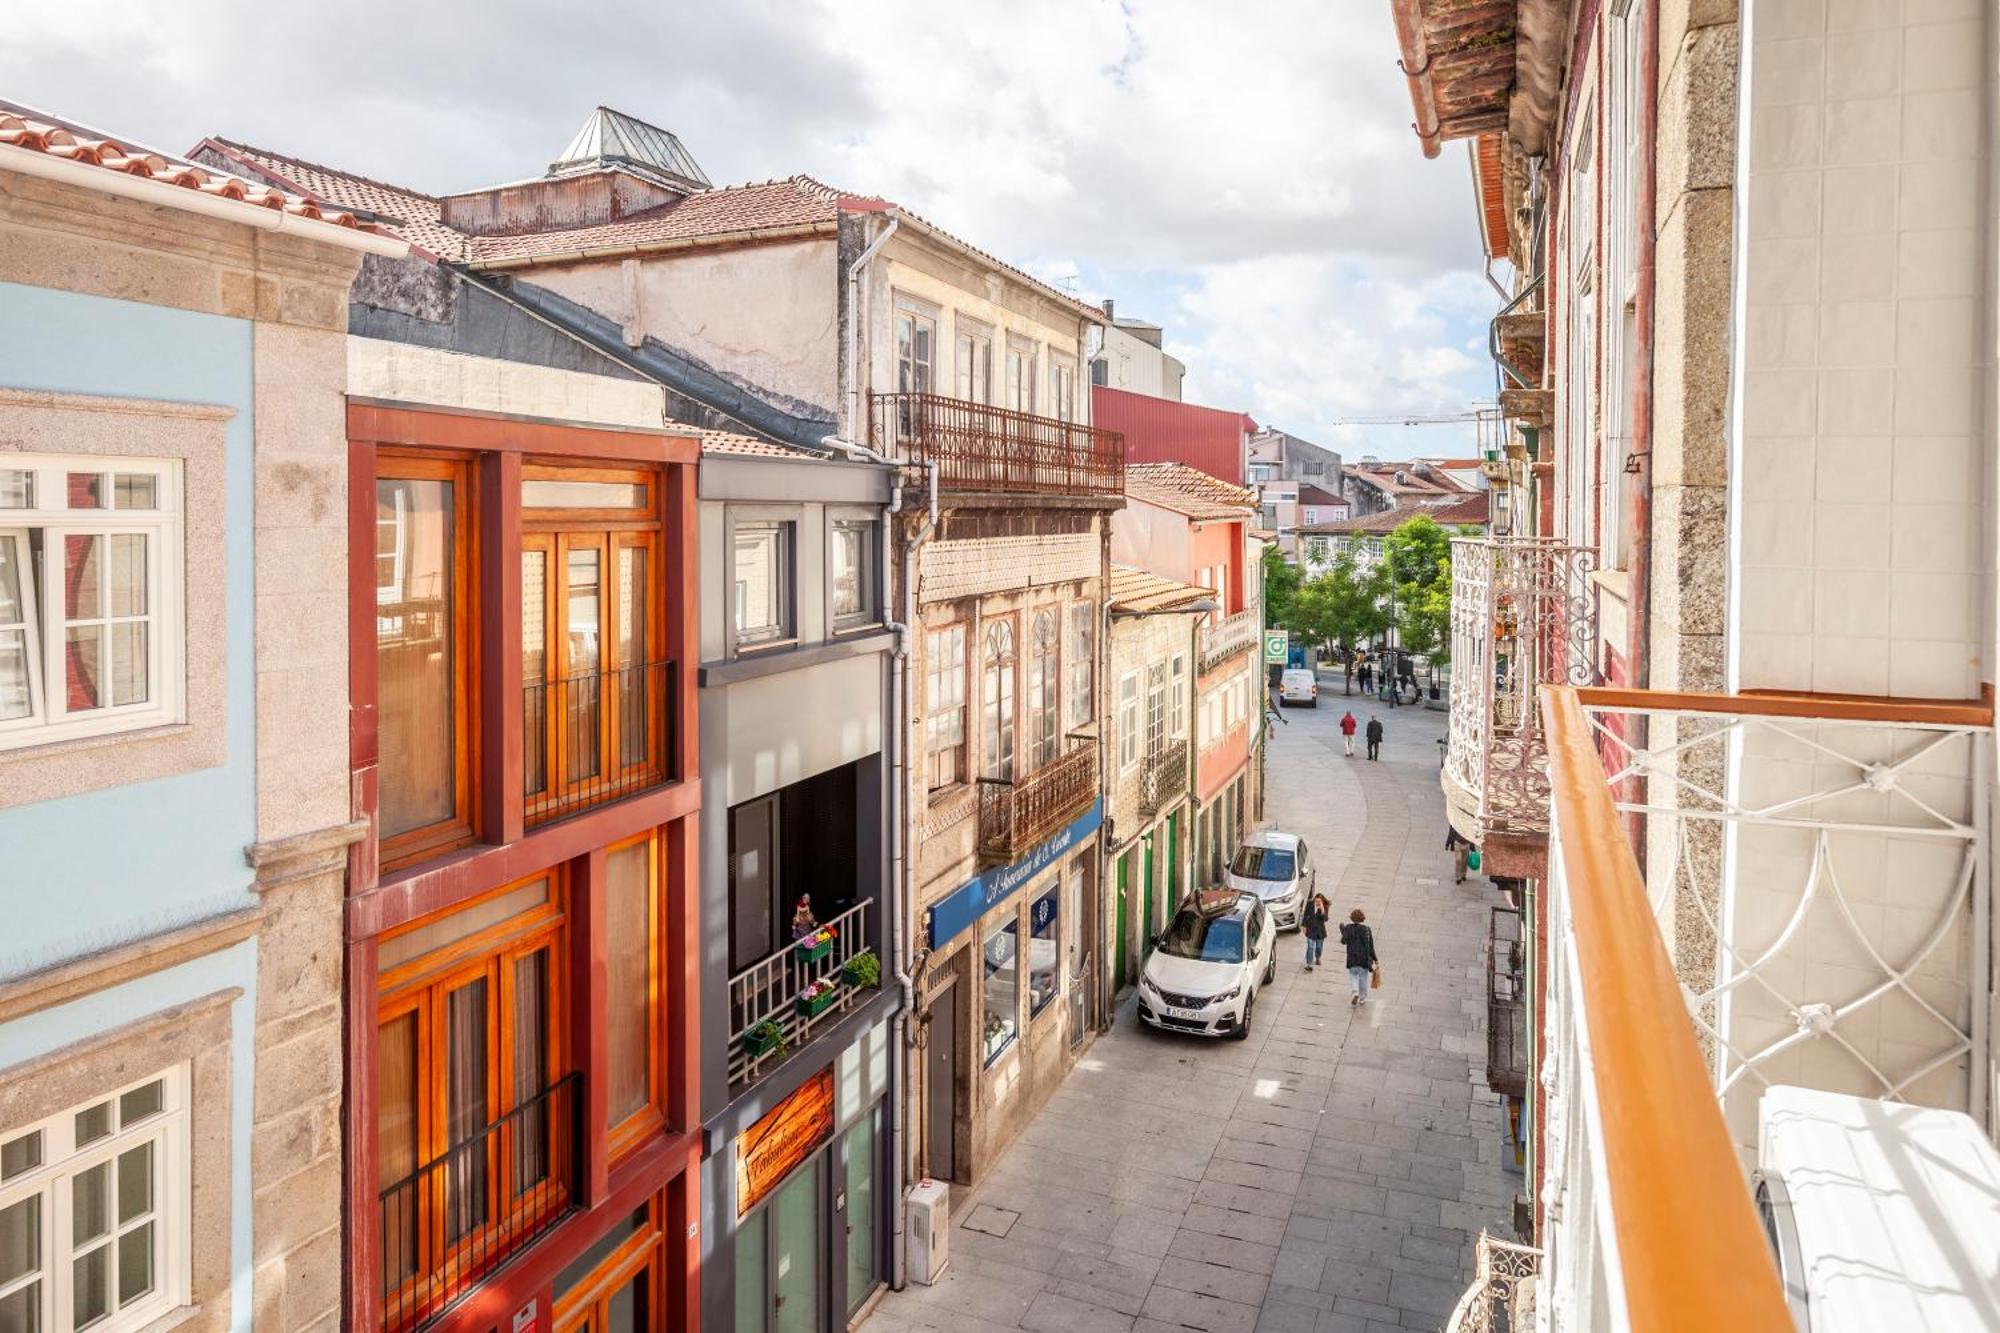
0, 455, 182, 751
895, 305, 936, 396
1117, 671, 1141, 772
955, 320, 993, 404
1048, 355, 1077, 423
981, 619, 1016, 781
0, 1066, 190, 1333
1169, 653, 1188, 738
1027, 609, 1061, 771
1066, 602, 1094, 729
925, 624, 968, 791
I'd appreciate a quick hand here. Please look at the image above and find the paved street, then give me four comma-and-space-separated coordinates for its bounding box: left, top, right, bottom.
868, 676, 1517, 1333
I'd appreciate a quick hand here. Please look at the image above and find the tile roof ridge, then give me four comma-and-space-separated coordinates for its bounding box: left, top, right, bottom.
205, 136, 442, 204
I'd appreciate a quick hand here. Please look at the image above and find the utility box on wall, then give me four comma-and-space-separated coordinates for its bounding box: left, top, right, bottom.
906, 1179, 950, 1285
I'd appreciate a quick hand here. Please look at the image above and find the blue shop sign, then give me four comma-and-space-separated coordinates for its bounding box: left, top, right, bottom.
927, 799, 1102, 949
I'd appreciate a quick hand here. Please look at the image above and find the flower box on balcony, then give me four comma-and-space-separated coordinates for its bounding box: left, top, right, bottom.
796, 978, 842, 1018
743, 1020, 788, 1060
794, 926, 837, 962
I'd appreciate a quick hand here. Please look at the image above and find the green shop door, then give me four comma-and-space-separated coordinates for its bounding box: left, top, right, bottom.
1141, 835, 1156, 953
1113, 852, 1130, 991
1167, 812, 1182, 906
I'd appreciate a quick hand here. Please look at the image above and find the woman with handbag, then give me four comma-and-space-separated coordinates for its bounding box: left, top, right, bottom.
1339, 909, 1379, 1007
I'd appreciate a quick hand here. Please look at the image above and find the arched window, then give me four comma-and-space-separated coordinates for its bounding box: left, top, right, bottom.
981, 620, 1015, 781
1027, 610, 1060, 771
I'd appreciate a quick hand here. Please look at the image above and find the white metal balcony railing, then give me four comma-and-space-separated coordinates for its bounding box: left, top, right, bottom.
727, 899, 874, 1089
1443, 538, 1597, 838
1199, 607, 1261, 674
1449, 684, 1991, 1332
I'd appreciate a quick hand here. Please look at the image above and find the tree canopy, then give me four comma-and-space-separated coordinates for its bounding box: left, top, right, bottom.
1381, 514, 1459, 664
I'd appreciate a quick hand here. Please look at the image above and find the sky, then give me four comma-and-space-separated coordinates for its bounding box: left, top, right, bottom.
4, 0, 1503, 461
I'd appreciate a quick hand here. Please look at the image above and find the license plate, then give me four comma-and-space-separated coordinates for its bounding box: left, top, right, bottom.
1166, 1006, 1204, 1020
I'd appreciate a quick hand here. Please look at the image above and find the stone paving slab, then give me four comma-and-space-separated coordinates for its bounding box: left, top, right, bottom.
866, 693, 1515, 1333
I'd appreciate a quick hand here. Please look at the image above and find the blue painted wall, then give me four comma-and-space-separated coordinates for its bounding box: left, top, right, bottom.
0, 281, 259, 979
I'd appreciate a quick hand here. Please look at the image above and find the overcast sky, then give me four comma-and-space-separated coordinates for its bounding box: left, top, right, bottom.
6, 0, 1501, 460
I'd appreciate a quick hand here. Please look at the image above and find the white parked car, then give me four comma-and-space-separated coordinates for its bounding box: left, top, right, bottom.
1278, 667, 1318, 707
1138, 890, 1277, 1041
1226, 829, 1314, 931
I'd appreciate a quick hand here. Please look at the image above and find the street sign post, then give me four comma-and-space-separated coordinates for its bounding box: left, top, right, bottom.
1263, 628, 1288, 665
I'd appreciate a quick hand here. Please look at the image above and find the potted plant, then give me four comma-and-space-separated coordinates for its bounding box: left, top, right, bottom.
794, 924, 838, 963
743, 1018, 789, 1060
796, 976, 842, 1018
843, 950, 881, 990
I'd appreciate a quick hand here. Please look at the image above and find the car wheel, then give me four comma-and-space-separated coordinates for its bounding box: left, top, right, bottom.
1234, 990, 1254, 1041
1263, 955, 1275, 986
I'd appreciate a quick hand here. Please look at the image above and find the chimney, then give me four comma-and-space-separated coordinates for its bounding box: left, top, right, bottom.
1101, 298, 1115, 320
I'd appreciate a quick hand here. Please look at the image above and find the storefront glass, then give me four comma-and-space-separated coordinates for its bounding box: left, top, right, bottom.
982, 918, 1018, 1064
842, 1108, 880, 1316
1027, 887, 1059, 1016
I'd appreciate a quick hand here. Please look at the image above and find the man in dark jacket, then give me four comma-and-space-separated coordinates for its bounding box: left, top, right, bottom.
1301, 895, 1330, 970
1339, 909, 1379, 1006
1365, 715, 1384, 760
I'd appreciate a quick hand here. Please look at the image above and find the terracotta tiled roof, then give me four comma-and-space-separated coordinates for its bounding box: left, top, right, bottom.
1344, 460, 1469, 499
1295, 483, 1346, 507
469, 175, 857, 264
1108, 565, 1214, 614
698, 428, 814, 458
1297, 492, 1489, 536
197, 138, 470, 259
1125, 462, 1255, 521
1, 108, 377, 233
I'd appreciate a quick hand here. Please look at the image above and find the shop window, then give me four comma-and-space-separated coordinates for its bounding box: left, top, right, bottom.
523, 469, 665, 824
982, 917, 1018, 1065
1027, 887, 1059, 1017
0, 1067, 189, 1333
377, 459, 473, 863
0, 455, 182, 752
376, 876, 571, 1326
842, 1108, 882, 1316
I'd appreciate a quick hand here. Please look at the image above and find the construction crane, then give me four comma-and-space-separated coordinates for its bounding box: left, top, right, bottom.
1319, 408, 1495, 428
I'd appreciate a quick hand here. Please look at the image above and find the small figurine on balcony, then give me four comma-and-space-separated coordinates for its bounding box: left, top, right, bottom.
792, 896, 819, 939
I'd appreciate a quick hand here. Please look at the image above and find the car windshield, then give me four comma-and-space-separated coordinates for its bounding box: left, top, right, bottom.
1157, 911, 1246, 963
1230, 846, 1296, 880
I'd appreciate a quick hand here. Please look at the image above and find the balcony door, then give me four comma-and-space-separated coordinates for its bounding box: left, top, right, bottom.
981, 620, 1015, 782
522, 469, 663, 823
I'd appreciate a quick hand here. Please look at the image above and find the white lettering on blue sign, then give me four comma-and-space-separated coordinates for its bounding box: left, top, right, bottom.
927, 799, 1101, 949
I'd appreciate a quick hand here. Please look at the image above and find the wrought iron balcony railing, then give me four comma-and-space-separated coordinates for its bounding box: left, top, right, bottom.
728, 899, 875, 1090
1197, 607, 1260, 674
977, 743, 1097, 862
866, 392, 1124, 498
523, 660, 675, 828
379, 1072, 582, 1333
1136, 743, 1189, 816
1441, 538, 1596, 841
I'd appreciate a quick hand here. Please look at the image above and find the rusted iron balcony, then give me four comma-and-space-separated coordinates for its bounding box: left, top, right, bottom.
978, 743, 1097, 862
523, 660, 675, 828
867, 392, 1124, 498
727, 899, 874, 1090
1440, 539, 1596, 859
1198, 607, 1261, 674
1136, 743, 1188, 816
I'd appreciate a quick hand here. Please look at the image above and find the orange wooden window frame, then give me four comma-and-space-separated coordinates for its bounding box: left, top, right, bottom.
550, 1192, 667, 1333
604, 827, 669, 1162
376, 452, 482, 870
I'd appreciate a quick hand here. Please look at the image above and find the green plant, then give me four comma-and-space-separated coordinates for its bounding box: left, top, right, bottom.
844, 950, 882, 989
745, 1018, 789, 1059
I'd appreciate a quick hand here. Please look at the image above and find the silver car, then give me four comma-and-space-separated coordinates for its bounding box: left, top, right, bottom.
1225, 829, 1314, 931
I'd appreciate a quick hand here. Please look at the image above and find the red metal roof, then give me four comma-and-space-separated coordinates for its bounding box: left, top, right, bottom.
1091, 386, 1256, 485
1298, 491, 1489, 535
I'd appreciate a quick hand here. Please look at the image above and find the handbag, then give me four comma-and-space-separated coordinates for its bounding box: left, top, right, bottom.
1371, 963, 1384, 990
1467, 849, 1482, 871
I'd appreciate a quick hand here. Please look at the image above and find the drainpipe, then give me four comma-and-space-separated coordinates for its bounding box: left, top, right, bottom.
847, 216, 901, 436
1623, 0, 1660, 852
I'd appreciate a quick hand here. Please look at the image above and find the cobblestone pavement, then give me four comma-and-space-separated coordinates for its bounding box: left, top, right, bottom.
866, 681, 1517, 1333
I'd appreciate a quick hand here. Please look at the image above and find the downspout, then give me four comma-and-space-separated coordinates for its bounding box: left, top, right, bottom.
847, 216, 901, 437
1624, 0, 1660, 852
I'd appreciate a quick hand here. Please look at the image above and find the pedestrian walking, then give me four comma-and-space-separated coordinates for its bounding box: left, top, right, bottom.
1357, 660, 1371, 694
1339, 709, 1358, 756
1302, 893, 1330, 971
1365, 715, 1383, 760
1340, 909, 1379, 1006
1446, 826, 1470, 883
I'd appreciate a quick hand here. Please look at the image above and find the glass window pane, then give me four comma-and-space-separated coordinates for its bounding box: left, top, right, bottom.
1028, 888, 1059, 1016
71, 1244, 108, 1328
0, 1131, 41, 1182
511, 951, 550, 1193
377, 879, 550, 972
605, 839, 653, 1124
842, 1112, 878, 1314
64, 536, 100, 620
111, 475, 157, 510
982, 919, 1018, 1065
115, 1222, 152, 1305
733, 524, 788, 644
66, 474, 103, 510
521, 480, 645, 510
109, 623, 147, 708
118, 1081, 163, 1127
523, 549, 548, 798
116, 1144, 152, 1225
445, 977, 490, 1242
0, 471, 31, 509
606, 1272, 645, 1333
565, 547, 602, 780
734, 1208, 766, 1333
0, 1196, 38, 1286
376, 1012, 419, 1289
617, 546, 648, 768
106, 535, 145, 618
0, 537, 24, 628
375, 478, 457, 839
0, 633, 26, 722
72, 1162, 110, 1244
0, 1280, 40, 1333
75, 1103, 112, 1148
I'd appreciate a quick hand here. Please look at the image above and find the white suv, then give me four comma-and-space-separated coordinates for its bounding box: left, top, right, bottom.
1138, 890, 1277, 1040
1226, 829, 1314, 931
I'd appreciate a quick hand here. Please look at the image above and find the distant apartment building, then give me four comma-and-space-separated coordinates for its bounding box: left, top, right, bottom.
1088, 300, 1185, 401
0, 104, 399, 1333
1298, 491, 1490, 577
1246, 427, 1342, 489
1339, 456, 1469, 516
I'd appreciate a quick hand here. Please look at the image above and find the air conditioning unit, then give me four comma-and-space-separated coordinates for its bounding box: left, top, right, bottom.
906, 1178, 950, 1285
1755, 1086, 2000, 1331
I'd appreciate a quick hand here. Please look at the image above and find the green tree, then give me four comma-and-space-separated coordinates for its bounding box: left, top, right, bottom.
1381, 514, 1457, 667
1261, 543, 1300, 633
1291, 549, 1388, 693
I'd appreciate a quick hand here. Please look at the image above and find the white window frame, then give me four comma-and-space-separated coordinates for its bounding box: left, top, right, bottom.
1065, 602, 1094, 729
1116, 671, 1141, 773
0, 455, 183, 751
1169, 653, 1188, 738
924, 623, 968, 792
1005, 339, 1038, 415
1048, 354, 1077, 423
895, 302, 937, 397
0, 1065, 190, 1333
731, 519, 794, 649
954, 318, 993, 404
